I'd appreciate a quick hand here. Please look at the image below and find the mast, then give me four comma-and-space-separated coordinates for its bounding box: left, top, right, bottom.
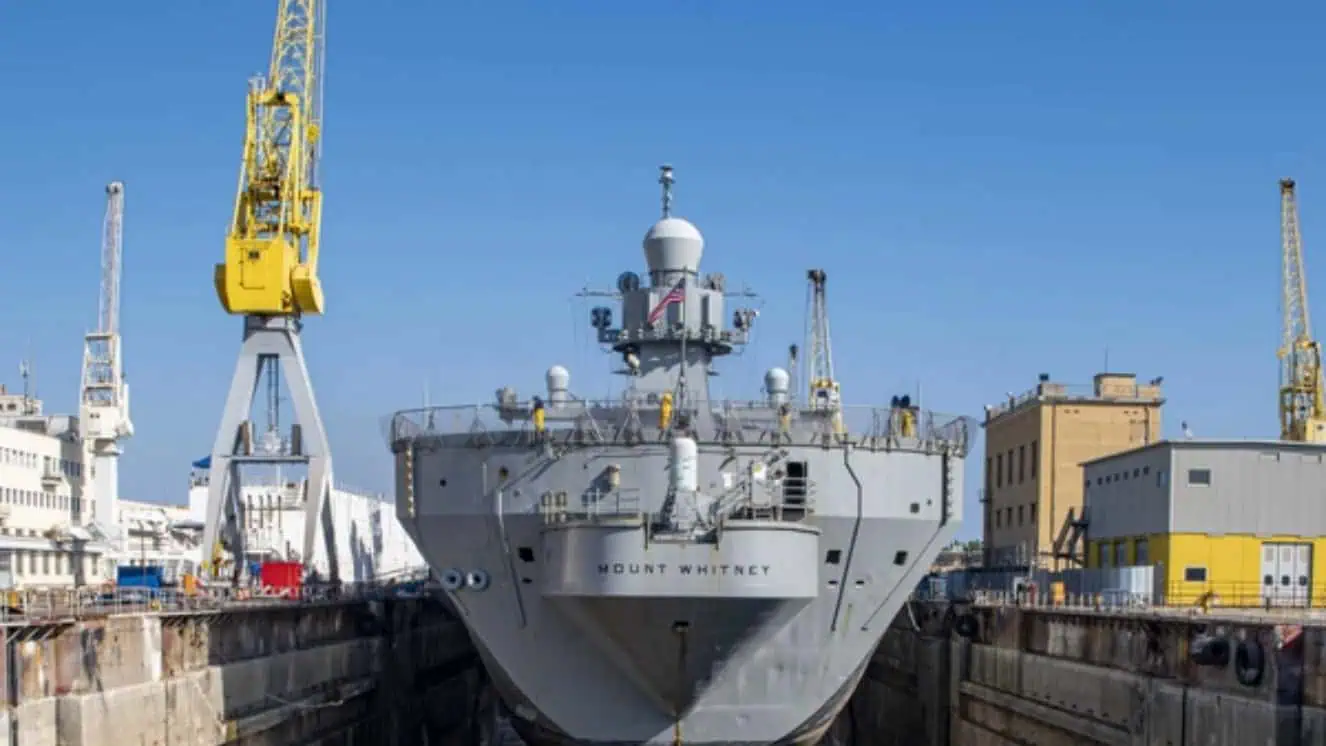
660, 164, 689, 404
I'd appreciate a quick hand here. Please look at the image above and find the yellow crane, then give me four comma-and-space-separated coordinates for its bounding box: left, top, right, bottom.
1278, 178, 1326, 442
214, 0, 324, 315
203, 0, 338, 584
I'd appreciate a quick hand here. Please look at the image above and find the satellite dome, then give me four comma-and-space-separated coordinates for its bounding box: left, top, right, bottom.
643, 217, 704, 277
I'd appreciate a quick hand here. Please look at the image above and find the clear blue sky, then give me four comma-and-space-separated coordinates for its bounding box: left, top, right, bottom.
1, 2, 1323, 539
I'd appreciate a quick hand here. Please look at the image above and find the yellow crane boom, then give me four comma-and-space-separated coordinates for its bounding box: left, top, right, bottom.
214, 0, 325, 317
1278, 177, 1326, 442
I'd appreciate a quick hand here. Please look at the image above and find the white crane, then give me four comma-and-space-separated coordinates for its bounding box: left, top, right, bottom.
80, 181, 134, 532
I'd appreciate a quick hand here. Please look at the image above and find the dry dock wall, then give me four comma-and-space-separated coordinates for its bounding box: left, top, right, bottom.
848, 602, 1326, 746
0, 597, 481, 746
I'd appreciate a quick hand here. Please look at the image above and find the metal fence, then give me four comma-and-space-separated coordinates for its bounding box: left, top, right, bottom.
0, 569, 437, 624
389, 400, 974, 456
935, 565, 1161, 608
928, 565, 1326, 614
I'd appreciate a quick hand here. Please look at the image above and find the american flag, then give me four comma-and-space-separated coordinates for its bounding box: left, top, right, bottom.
647, 280, 686, 325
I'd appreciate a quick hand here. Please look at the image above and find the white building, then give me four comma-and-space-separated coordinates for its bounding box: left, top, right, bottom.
186, 473, 424, 582
115, 497, 203, 583
0, 386, 424, 588
0, 388, 103, 588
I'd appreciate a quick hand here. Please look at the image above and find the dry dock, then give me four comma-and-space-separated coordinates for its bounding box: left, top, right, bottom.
846, 598, 1326, 745
0, 587, 481, 746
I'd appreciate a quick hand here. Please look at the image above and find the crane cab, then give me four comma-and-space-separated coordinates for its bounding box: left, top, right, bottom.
215, 237, 324, 316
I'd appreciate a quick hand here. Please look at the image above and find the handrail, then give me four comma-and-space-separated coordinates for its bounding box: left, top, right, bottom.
0, 572, 438, 624
389, 400, 974, 457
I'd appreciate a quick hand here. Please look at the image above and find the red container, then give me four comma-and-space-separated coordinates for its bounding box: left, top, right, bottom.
260, 561, 304, 597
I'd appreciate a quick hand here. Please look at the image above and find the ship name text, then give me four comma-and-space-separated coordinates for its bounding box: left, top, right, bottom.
597, 563, 772, 577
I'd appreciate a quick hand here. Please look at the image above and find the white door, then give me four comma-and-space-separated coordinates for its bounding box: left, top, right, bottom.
1278, 544, 1296, 606
1261, 544, 1277, 606
1264, 543, 1313, 607
1292, 543, 1313, 607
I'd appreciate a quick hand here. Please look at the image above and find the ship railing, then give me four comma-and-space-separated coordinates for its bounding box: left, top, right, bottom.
538, 487, 644, 524
711, 471, 817, 523
388, 400, 974, 456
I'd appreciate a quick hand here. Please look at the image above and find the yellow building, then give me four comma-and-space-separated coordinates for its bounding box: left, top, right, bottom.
1083, 439, 1326, 608
981, 372, 1163, 568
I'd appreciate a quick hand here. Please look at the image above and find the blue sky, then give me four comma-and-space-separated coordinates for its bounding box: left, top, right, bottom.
1, 1, 1323, 539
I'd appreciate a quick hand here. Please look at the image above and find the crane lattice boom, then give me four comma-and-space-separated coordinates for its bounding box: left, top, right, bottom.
99, 182, 123, 335
1278, 177, 1326, 442
214, 0, 325, 317
805, 268, 840, 410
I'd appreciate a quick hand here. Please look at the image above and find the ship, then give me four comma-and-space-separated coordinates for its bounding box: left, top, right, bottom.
388, 166, 971, 745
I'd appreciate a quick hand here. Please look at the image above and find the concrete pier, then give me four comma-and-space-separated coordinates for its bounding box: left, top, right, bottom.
848, 601, 1326, 745
0, 595, 481, 746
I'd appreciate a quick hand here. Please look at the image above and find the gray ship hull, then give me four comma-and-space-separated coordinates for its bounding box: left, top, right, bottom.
391, 411, 966, 745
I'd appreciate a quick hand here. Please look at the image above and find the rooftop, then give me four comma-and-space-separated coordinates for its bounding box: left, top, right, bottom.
1081, 437, 1326, 468
984, 371, 1164, 425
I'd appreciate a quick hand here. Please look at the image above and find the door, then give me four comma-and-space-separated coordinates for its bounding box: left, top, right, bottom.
1261, 544, 1277, 606
1262, 542, 1313, 607
1291, 543, 1313, 606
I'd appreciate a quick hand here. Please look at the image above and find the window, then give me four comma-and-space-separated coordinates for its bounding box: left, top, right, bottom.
995, 511, 1002, 528
1156, 469, 1168, 487
1030, 440, 1038, 479
1018, 445, 1026, 484
1135, 538, 1149, 565
1017, 505, 1024, 525
995, 454, 1003, 488
1005, 507, 1012, 525
1184, 566, 1207, 583
985, 457, 993, 494
1029, 503, 1037, 522
1187, 468, 1211, 486
1097, 543, 1110, 567
1114, 541, 1127, 566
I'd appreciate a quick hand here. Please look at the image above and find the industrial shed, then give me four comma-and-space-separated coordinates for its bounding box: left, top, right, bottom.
1081, 439, 1326, 606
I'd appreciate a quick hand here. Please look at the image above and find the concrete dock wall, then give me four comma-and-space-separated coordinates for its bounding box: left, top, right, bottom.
0, 597, 480, 746
849, 602, 1326, 745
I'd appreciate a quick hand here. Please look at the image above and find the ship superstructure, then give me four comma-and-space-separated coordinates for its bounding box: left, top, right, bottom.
389, 166, 970, 745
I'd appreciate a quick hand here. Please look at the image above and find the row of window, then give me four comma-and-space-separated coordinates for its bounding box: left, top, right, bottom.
993, 502, 1037, 529
1087, 466, 1211, 490
0, 447, 82, 479
1095, 537, 1150, 567
2, 549, 101, 577
0, 486, 82, 513
987, 439, 1039, 492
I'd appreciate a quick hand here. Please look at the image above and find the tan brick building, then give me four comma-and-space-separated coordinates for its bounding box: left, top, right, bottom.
981, 372, 1164, 568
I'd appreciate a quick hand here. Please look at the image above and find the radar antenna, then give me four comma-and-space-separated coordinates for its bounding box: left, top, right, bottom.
659, 164, 674, 218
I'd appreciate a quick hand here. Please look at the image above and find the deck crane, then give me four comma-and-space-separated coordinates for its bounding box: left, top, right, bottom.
202, 0, 337, 582
80, 181, 134, 532
804, 269, 842, 419
1278, 178, 1326, 442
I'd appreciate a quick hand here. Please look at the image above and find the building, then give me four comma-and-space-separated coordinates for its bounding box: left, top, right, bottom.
0, 383, 424, 588
0, 388, 101, 587
1082, 439, 1326, 607
186, 473, 424, 582
981, 372, 1164, 568
116, 498, 202, 582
